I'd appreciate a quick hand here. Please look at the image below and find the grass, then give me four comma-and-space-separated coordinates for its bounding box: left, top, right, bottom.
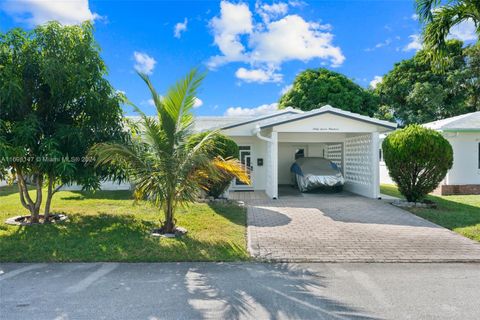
381, 184, 480, 242
0, 185, 249, 262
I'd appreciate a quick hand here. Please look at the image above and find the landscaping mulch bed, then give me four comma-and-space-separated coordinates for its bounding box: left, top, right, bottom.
5, 214, 68, 226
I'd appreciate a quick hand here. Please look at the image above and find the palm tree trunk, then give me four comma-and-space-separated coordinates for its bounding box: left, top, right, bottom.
163, 197, 175, 233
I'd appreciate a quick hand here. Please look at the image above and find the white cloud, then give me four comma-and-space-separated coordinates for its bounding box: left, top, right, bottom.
235, 67, 282, 83
174, 18, 188, 38
369, 76, 383, 89
365, 38, 392, 52
448, 19, 477, 42
193, 97, 203, 108
225, 102, 279, 116
2, 0, 100, 26
133, 51, 156, 75
249, 15, 344, 67
140, 99, 155, 107
403, 34, 422, 51
256, 1, 289, 22
208, 1, 344, 82
411, 13, 419, 21
208, 1, 253, 68
280, 84, 293, 95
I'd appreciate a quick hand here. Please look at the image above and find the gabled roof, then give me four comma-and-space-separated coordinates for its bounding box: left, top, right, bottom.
259, 105, 397, 130
423, 112, 480, 132
221, 107, 303, 130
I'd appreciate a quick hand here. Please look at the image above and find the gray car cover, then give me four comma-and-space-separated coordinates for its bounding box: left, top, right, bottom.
290, 157, 345, 192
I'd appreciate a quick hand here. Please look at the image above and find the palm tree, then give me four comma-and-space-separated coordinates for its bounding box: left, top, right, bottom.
90, 69, 249, 234
416, 0, 480, 65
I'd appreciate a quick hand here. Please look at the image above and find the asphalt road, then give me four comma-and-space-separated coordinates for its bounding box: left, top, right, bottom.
1, 262, 479, 319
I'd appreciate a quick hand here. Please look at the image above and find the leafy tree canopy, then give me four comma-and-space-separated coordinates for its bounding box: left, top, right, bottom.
0, 22, 125, 222
375, 40, 479, 125
279, 68, 378, 116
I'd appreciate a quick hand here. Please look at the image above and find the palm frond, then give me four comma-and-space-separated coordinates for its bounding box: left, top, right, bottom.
416, 0, 441, 22
212, 157, 251, 184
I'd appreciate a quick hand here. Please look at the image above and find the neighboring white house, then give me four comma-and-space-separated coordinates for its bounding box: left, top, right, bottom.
213, 105, 397, 199
423, 112, 480, 195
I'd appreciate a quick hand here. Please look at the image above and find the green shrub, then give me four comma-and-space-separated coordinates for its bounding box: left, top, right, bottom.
382, 125, 453, 202
189, 132, 239, 198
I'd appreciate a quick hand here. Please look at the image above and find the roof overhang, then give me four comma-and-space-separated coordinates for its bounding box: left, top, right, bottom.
259, 106, 397, 131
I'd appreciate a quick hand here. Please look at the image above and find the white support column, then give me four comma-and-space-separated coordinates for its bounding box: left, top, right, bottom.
271, 131, 278, 199
371, 132, 380, 198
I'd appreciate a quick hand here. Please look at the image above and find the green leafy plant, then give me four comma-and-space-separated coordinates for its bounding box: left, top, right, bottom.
382, 125, 453, 202
90, 70, 249, 234
0, 22, 125, 223
416, 0, 480, 67
375, 40, 479, 124
279, 68, 378, 116
188, 132, 240, 198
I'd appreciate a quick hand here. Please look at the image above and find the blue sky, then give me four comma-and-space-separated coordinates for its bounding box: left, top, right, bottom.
0, 1, 476, 116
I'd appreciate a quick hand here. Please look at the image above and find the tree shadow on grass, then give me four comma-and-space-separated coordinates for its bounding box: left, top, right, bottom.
59, 190, 134, 201
0, 213, 248, 262
207, 202, 247, 227
0, 185, 20, 197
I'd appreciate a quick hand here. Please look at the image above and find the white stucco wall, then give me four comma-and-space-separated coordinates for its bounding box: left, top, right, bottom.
444, 132, 480, 185
272, 113, 388, 133
228, 135, 268, 191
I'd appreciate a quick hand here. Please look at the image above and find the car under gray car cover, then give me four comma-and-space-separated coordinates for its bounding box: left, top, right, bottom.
290, 157, 345, 192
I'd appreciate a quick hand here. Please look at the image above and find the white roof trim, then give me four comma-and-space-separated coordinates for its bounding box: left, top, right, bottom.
259, 105, 397, 129
423, 111, 480, 131
221, 107, 303, 130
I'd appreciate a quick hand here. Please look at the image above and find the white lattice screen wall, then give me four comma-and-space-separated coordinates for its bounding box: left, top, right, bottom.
326, 144, 343, 171
344, 134, 373, 186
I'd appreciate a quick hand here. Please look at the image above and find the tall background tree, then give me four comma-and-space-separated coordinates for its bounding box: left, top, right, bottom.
279, 68, 378, 116
375, 40, 479, 124
416, 0, 479, 65
0, 22, 125, 223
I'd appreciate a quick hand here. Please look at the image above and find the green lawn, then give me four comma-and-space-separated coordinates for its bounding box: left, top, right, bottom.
381, 184, 480, 242
0, 185, 249, 262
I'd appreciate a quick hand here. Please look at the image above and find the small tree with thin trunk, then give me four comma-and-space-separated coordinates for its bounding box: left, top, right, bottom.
382, 125, 453, 202
0, 22, 125, 223
90, 70, 250, 234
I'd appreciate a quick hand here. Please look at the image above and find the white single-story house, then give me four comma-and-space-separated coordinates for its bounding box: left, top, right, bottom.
209, 105, 397, 199
424, 111, 480, 195
3, 105, 397, 198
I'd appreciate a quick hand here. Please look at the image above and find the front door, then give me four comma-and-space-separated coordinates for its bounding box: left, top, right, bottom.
235, 145, 253, 189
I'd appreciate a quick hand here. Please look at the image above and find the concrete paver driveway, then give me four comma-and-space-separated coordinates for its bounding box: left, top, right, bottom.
247, 192, 480, 262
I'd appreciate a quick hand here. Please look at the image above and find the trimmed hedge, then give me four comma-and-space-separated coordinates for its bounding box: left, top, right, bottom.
382, 125, 453, 202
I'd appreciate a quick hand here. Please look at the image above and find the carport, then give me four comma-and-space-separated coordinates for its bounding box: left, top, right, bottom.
254, 106, 397, 199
